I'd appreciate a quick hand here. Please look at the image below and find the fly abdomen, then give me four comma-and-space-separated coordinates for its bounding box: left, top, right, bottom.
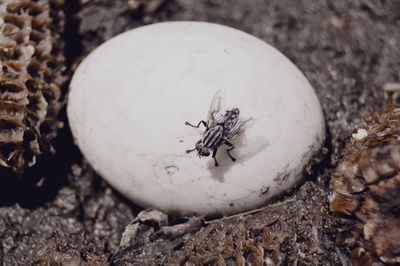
202, 125, 224, 148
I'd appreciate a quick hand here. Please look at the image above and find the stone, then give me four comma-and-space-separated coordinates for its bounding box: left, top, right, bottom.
67, 22, 325, 217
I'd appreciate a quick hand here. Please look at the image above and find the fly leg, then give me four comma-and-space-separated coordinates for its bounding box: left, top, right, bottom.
186, 148, 196, 153
186, 140, 201, 153
225, 141, 236, 162
185, 120, 208, 129
212, 147, 219, 167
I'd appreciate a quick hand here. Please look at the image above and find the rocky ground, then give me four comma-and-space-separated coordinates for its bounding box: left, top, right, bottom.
1, 0, 399, 265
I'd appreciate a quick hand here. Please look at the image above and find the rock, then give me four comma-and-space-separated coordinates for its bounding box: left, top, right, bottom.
330, 105, 400, 265
67, 21, 325, 216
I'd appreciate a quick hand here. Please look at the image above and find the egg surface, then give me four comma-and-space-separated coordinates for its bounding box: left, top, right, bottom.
68, 22, 325, 216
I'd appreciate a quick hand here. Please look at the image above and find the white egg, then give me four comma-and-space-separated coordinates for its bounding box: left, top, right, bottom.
67, 21, 325, 217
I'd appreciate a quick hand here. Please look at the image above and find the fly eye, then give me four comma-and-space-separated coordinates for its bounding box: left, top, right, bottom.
195, 143, 201, 150
201, 149, 210, 157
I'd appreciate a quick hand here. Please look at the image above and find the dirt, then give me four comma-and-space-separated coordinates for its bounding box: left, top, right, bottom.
1, 0, 400, 264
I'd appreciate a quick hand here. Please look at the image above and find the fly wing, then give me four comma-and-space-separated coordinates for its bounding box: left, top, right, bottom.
207, 89, 223, 128
224, 117, 253, 141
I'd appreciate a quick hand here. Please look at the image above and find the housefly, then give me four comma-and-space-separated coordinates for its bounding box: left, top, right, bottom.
185, 90, 251, 166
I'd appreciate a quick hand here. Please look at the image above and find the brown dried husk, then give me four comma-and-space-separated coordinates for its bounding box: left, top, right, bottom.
0, 0, 67, 174
330, 105, 400, 265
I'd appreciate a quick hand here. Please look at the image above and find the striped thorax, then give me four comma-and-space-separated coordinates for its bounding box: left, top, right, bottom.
202, 125, 224, 149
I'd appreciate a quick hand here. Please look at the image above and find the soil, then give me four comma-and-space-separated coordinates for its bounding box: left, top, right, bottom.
1, 0, 400, 265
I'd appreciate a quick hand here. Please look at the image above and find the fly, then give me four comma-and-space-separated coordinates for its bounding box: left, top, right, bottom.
185, 90, 251, 166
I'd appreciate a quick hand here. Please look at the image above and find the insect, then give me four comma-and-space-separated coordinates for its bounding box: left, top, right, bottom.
185, 90, 251, 167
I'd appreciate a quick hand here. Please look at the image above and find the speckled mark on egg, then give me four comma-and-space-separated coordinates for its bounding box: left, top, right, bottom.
68, 22, 325, 216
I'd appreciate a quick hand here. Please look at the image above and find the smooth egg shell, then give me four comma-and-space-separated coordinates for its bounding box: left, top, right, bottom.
67, 22, 325, 217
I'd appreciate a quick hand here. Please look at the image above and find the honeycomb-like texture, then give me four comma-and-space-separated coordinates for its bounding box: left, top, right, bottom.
0, 0, 67, 174
330, 105, 400, 265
